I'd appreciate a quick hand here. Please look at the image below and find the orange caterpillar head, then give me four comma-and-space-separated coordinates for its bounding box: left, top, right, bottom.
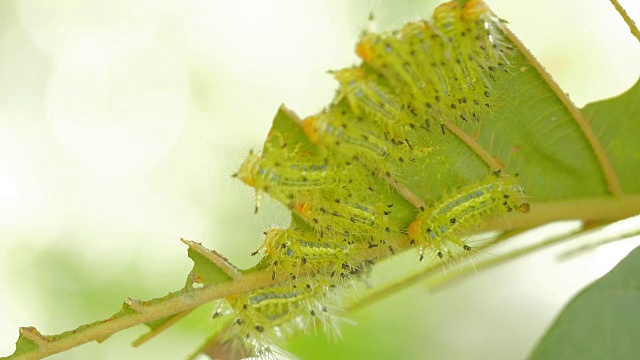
407, 217, 423, 240
291, 201, 312, 217
233, 150, 261, 187
262, 228, 287, 257
462, 0, 491, 21
302, 114, 330, 144
355, 32, 377, 64
433, 1, 462, 32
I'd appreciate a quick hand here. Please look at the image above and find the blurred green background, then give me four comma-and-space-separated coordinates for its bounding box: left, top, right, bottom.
1, 0, 639, 359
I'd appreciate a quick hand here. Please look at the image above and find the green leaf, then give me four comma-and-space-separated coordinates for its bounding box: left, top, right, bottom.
582, 78, 640, 194
7, 335, 37, 357
182, 238, 240, 286
529, 246, 640, 360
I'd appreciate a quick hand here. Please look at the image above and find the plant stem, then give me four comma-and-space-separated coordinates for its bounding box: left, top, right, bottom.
610, 0, 640, 43
6, 196, 640, 360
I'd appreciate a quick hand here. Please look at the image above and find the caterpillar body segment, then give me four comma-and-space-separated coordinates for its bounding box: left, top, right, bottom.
408, 175, 529, 259
330, 67, 407, 130
234, 148, 335, 209
218, 278, 341, 359
258, 228, 355, 281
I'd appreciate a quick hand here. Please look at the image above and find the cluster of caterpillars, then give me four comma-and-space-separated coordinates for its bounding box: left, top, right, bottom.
219, 1, 530, 357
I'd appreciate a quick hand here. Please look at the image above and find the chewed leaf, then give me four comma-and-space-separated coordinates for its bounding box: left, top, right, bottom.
183, 238, 242, 286
264, 106, 315, 153
5, 332, 38, 358
133, 239, 240, 346
529, 246, 640, 359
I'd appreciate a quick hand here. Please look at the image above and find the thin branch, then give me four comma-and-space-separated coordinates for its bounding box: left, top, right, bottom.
426, 227, 586, 291
347, 224, 585, 312
610, 0, 640, 43
480, 195, 640, 232
131, 310, 192, 347
6, 271, 272, 360
558, 221, 640, 260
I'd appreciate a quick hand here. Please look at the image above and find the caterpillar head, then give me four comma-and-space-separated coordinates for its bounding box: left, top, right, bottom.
462, 0, 491, 20
433, 1, 462, 32
262, 228, 288, 258
355, 32, 377, 64
302, 114, 330, 144
233, 150, 261, 187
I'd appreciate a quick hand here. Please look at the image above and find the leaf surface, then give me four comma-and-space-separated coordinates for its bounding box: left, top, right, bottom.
582, 78, 640, 194
529, 245, 640, 360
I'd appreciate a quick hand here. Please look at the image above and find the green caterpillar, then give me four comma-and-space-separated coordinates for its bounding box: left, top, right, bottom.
256, 228, 354, 281
290, 195, 399, 240
217, 278, 340, 358
409, 175, 529, 260
233, 147, 334, 211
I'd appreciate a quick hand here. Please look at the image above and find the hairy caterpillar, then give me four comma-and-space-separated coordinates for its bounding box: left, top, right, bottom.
233, 147, 334, 211
255, 228, 354, 281
288, 198, 403, 268
291, 196, 399, 239
302, 107, 407, 180
303, 110, 389, 159
216, 278, 340, 358
408, 175, 530, 260
330, 67, 413, 132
